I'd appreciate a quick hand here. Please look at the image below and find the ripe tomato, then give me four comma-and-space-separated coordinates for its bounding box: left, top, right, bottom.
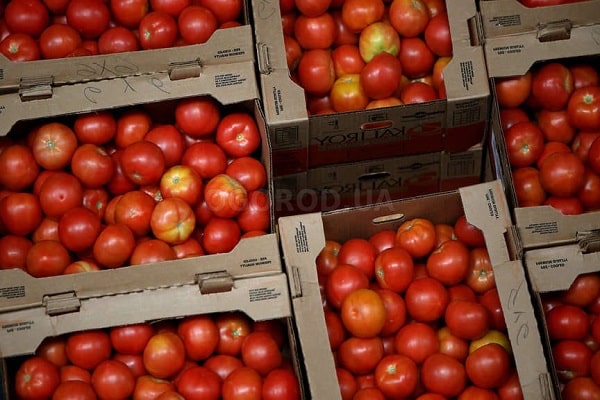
52, 380, 96, 400
39, 171, 84, 219
138, 11, 178, 49
561, 376, 600, 400
114, 190, 156, 237
0, 192, 43, 236
360, 52, 402, 99
546, 304, 589, 340
544, 196, 584, 215
571, 64, 600, 90
465, 343, 511, 389
241, 331, 283, 376
177, 315, 219, 361
222, 367, 262, 400
420, 353, 467, 397
225, 157, 267, 192
109, 0, 148, 28
374, 246, 414, 292
121, 140, 166, 186
437, 326, 469, 362
262, 367, 301, 400
500, 108, 530, 132
512, 166, 547, 207
93, 223, 136, 268
195, 0, 242, 24
216, 112, 261, 158
561, 273, 600, 308
294, 12, 335, 50
568, 86, 600, 131
453, 215, 485, 248
532, 62, 574, 111
465, 247, 495, 294
326, 263, 370, 309
201, 217, 241, 254
204, 174, 248, 218
151, 197, 196, 244
0, 234, 32, 270
284, 34, 303, 72
445, 299, 490, 340
70, 144, 114, 188
398, 37, 435, 79
0, 144, 39, 191
394, 322, 439, 364
479, 288, 508, 332
389, 0, 430, 37
552, 339, 592, 381
374, 354, 418, 398
144, 124, 185, 167
115, 109, 153, 148
66, 0, 111, 39
4, 0, 49, 37
395, 217, 436, 259
160, 165, 203, 206
504, 121, 545, 167
91, 359, 135, 400
237, 190, 270, 233
341, 0, 385, 33
130, 239, 176, 265
214, 312, 252, 356
36, 337, 68, 367
426, 239, 470, 286
340, 288, 386, 338
400, 81, 438, 104
177, 367, 222, 400
405, 277, 449, 322
15, 356, 60, 400
336, 367, 358, 400
581, 167, 600, 211
337, 238, 377, 279
26, 240, 71, 277
297, 48, 336, 96
31, 122, 78, 171
66, 330, 112, 370
143, 332, 186, 379
424, 12, 452, 57
539, 151, 586, 197
497, 369, 524, 400
178, 5, 218, 44
536, 109, 576, 144
338, 336, 384, 375
39, 23, 82, 59
58, 206, 102, 252
495, 72, 532, 109
0, 33, 40, 61
536, 141, 572, 169
330, 74, 370, 112
110, 323, 155, 355
133, 375, 175, 400
182, 142, 227, 180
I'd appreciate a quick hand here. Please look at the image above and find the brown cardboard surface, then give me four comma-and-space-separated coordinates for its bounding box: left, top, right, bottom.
0, 23, 254, 92
253, 0, 490, 174
278, 180, 550, 398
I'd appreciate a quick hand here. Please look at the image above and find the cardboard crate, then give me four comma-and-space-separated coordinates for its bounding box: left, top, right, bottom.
0, 270, 297, 398
278, 180, 552, 399
0, 2, 256, 93
523, 241, 600, 400
273, 144, 484, 218
252, 0, 490, 176
481, 0, 600, 249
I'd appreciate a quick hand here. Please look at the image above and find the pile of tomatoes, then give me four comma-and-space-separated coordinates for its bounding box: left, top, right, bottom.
517, 0, 590, 6
280, 0, 452, 114
0, 0, 243, 60
495, 60, 600, 215
11, 312, 301, 399
0, 96, 271, 276
315, 215, 524, 399
540, 272, 600, 398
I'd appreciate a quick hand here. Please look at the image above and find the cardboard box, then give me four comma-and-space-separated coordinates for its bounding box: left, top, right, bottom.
278, 180, 552, 399
524, 242, 600, 400
0, 7, 255, 93
252, 0, 490, 175
481, 0, 600, 249
273, 145, 484, 218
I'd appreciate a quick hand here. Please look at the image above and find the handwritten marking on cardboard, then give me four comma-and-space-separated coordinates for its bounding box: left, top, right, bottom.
75, 60, 139, 79
83, 76, 170, 104
255, 0, 277, 19
507, 279, 529, 346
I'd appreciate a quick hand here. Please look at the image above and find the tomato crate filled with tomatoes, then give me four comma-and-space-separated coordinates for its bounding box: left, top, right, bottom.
0, 0, 256, 92
0, 274, 305, 400
277, 179, 553, 399
480, 0, 600, 249
521, 238, 600, 399
251, 0, 490, 178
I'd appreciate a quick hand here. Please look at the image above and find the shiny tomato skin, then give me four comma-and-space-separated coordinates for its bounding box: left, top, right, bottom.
424, 12, 452, 57
92, 223, 136, 268
445, 299, 490, 340
114, 190, 156, 237
552, 339, 593, 382
561, 376, 600, 400
4, 0, 50, 37
337, 238, 377, 280
144, 124, 185, 168
91, 359, 136, 400
395, 217, 436, 259
0, 234, 32, 270
201, 217, 241, 254
546, 304, 589, 340
426, 239, 470, 286
374, 354, 419, 398
52, 380, 96, 400
0, 192, 43, 236
568, 86, 600, 131
178, 5, 218, 45
175, 96, 220, 139
225, 157, 267, 192
338, 336, 384, 375
420, 353, 467, 397
532, 62, 574, 111
15, 356, 60, 400
505, 121, 545, 167
341, 288, 386, 338
330, 74, 370, 112
39, 171, 84, 219
388, 0, 430, 37
360, 52, 402, 99
110, 323, 155, 355
0, 144, 39, 191
241, 331, 283, 376
341, 0, 385, 33
237, 190, 270, 233
58, 206, 102, 252
26, 240, 71, 277
204, 174, 248, 218
453, 215, 485, 248
326, 263, 370, 309
561, 273, 600, 308
216, 112, 261, 158
405, 277, 449, 322
465, 343, 511, 389
143, 332, 186, 379
177, 315, 219, 361
479, 288, 507, 332
66, 330, 112, 371
495, 72, 532, 109
121, 140, 166, 186
150, 197, 196, 245
262, 367, 301, 400
400, 81, 438, 104
374, 246, 414, 293
70, 144, 114, 188
539, 151, 586, 197
39, 23, 82, 59
138, 11, 178, 49
159, 165, 203, 206
0, 32, 40, 61
398, 37, 435, 79
297, 48, 336, 97
466, 247, 495, 294
31, 122, 78, 171
66, 0, 111, 39
181, 142, 227, 180
221, 366, 262, 400
512, 166, 547, 207
294, 12, 335, 50
130, 239, 176, 265
394, 322, 439, 364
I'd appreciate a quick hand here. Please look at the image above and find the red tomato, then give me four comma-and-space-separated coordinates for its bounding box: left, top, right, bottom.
39, 23, 82, 59
237, 190, 270, 233
420, 353, 467, 397
398, 37, 435, 79
66, 0, 111, 39
4, 0, 49, 37
536, 141, 572, 169
114, 190, 156, 237
537, 109, 576, 144
221, 366, 262, 400
571, 64, 600, 90
532, 62, 574, 111
115, 109, 152, 148
495, 72, 532, 109
151, 197, 196, 244
160, 165, 203, 206
201, 217, 241, 254
121, 140, 166, 186
177, 5, 218, 44
445, 299, 490, 340
573, 131, 600, 162
337, 367, 358, 400
539, 151, 586, 197
330, 74, 370, 112
465, 247, 495, 294
195, 0, 243, 24
360, 51, 402, 99
552, 339, 592, 381
36, 337, 68, 367
395, 217, 436, 259
241, 331, 283, 376
579, 168, 600, 211
326, 263, 370, 309
52, 380, 96, 400
150, 0, 189, 17
297, 48, 336, 97
133, 375, 175, 400
0, 234, 32, 270
500, 108, 530, 132
59, 364, 92, 383
91, 359, 135, 400
465, 343, 511, 389
338, 336, 384, 375
388, 0, 430, 37
374, 246, 414, 293
331, 10, 358, 47
284, 34, 303, 72
66, 330, 112, 370
544, 196, 584, 215
0, 33, 40, 61
113, 353, 147, 379
92, 223, 136, 268
374, 354, 418, 398
70, 144, 114, 188
177, 315, 219, 361
58, 206, 102, 252
546, 304, 589, 340
204, 174, 248, 218
497, 369, 525, 400
182, 142, 227, 180
144, 124, 185, 167
203, 354, 243, 381
109, 0, 148, 28
512, 166, 547, 207
424, 12, 452, 57
15, 356, 60, 400
216, 112, 261, 158
225, 157, 267, 192
26, 240, 71, 277
0, 192, 43, 236
405, 277, 449, 322
215, 312, 252, 356
561, 376, 600, 400
294, 0, 331, 17
437, 326, 469, 362
394, 322, 439, 364
294, 12, 335, 50
38, 172, 84, 219
110, 323, 155, 355
138, 11, 178, 49
453, 215, 485, 248
479, 288, 507, 332
357, 21, 400, 63
143, 332, 186, 379
400, 81, 438, 104
568, 86, 600, 131
262, 367, 301, 400
340, 288, 386, 338
325, 309, 347, 350
562, 273, 600, 308
0, 144, 39, 191
341, 0, 385, 33
31, 122, 78, 171
337, 238, 377, 280
504, 121, 545, 167
130, 239, 176, 265
426, 239, 470, 286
